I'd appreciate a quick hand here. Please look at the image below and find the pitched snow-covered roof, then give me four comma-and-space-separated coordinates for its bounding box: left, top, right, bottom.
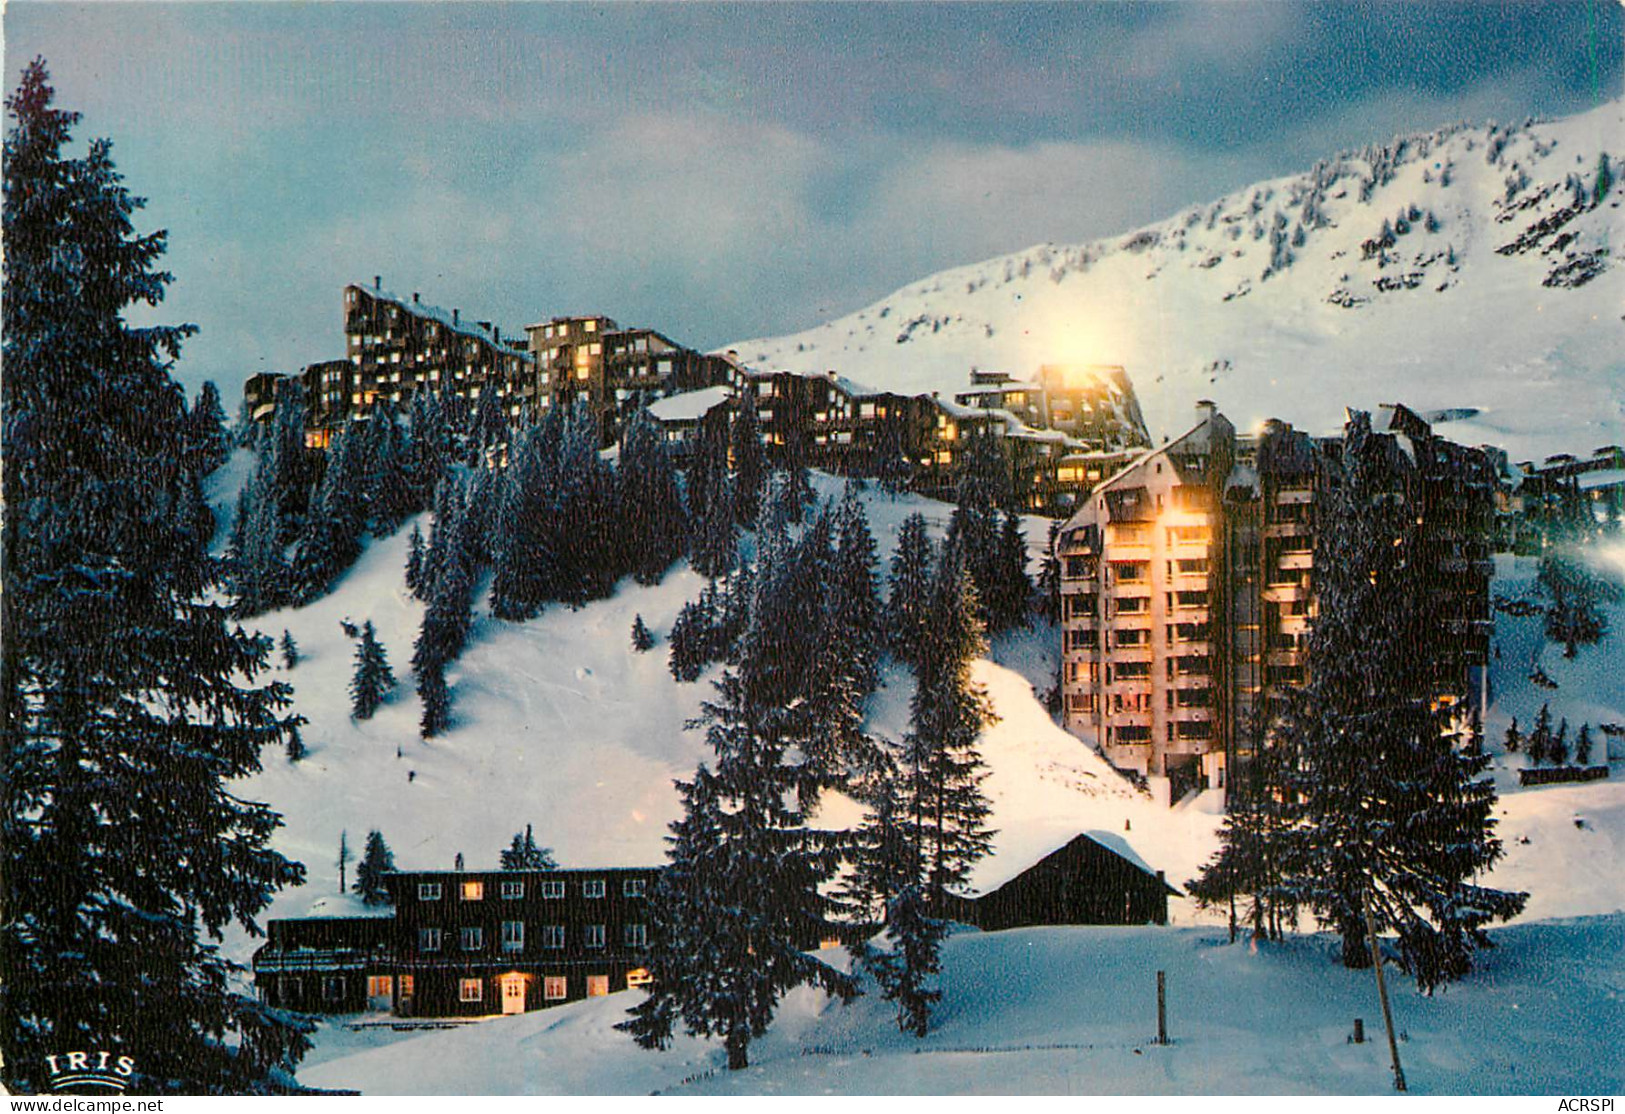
969, 830, 1175, 896
647, 386, 733, 423
351, 282, 533, 362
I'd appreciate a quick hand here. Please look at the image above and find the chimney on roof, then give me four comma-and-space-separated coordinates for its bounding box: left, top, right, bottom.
1195, 399, 1216, 424
374, 275, 381, 290
478, 320, 492, 335
412, 292, 420, 304
453, 308, 460, 326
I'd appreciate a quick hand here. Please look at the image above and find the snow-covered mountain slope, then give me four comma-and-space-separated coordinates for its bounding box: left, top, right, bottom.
730, 101, 1624, 462
223, 470, 1625, 961
299, 916, 1624, 1095
226, 474, 1223, 952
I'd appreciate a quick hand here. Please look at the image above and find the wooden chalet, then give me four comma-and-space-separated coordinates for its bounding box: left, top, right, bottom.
954, 832, 1179, 931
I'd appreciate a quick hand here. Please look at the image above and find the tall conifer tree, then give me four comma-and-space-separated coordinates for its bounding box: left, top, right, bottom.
1, 62, 310, 1091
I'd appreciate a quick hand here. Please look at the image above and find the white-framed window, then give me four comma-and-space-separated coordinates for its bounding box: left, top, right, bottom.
461, 926, 484, 951
501, 880, 524, 900
623, 878, 646, 898
419, 927, 441, 952
418, 883, 442, 902
460, 978, 483, 1003
542, 880, 565, 899
502, 921, 524, 954
462, 880, 484, 901
624, 923, 647, 948
542, 925, 565, 949
583, 879, 606, 899
544, 975, 567, 1000
584, 924, 606, 949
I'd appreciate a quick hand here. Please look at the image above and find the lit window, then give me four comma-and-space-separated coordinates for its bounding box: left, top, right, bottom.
586, 975, 609, 997
623, 878, 646, 898
367, 975, 392, 997
624, 923, 647, 948
460, 978, 483, 1003
584, 924, 606, 949
542, 925, 565, 949
584, 319, 597, 333
462, 881, 484, 901
419, 928, 441, 952
502, 921, 524, 954
501, 880, 524, 900
544, 976, 567, 1000
582, 879, 606, 899
542, 881, 565, 899
589, 342, 602, 356
626, 968, 653, 988
418, 883, 442, 902
461, 927, 484, 951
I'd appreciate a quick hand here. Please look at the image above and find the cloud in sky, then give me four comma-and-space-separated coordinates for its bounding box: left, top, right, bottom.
5, 2, 1620, 397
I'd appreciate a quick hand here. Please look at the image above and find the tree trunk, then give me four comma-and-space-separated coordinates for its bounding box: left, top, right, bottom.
1341, 922, 1372, 968
726, 1030, 749, 1071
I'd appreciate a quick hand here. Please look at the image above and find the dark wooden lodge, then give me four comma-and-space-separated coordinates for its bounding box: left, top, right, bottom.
252, 916, 395, 1014
968, 833, 1179, 931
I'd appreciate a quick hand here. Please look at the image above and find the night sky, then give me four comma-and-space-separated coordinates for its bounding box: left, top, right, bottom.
5, 2, 1620, 397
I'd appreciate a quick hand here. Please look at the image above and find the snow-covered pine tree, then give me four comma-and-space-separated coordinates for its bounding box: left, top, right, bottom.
554, 402, 619, 607
185, 380, 231, 475
988, 511, 1032, 632
364, 406, 418, 537
408, 389, 451, 510
946, 433, 1010, 629
1034, 520, 1062, 624
1576, 723, 1594, 766
280, 630, 300, 669
1527, 703, 1552, 765
873, 415, 913, 498
335, 831, 352, 895
616, 407, 687, 586
780, 431, 816, 524
886, 513, 936, 669
667, 599, 707, 683
292, 420, 368, 601
350, 621, 396, 720
729, 394, 767, 527
466, 382, 509, 468
1, 62, 310, 1090
1538, 552, 1620, 658
489, 412, 564, 620
684, 403, 731, 528
1281, 411, 1525, 991
621, 525, 860, 1069
352, 831, 395, 905
1187, 722, 1299, 942
1502, 716, 1521, 753
1550, 718, 1569, 766
690, 473, 738, 580
631, 614, 654, 652
906, 542, 997, 904
499, 825, 557, 870
413, 480, 474, 738
405, 523, 426, 598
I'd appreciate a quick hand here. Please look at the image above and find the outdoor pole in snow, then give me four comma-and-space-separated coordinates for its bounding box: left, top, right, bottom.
1364, 890, 1407, 1092
1156, 970, 1167, 1045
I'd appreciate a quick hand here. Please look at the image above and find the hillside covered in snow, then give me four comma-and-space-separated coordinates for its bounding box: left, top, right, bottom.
731, 101, 1624, 463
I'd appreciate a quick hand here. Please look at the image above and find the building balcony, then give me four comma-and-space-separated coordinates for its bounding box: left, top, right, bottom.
1262, 581, 1310, 602
1277, 551, 1313, 571
1262, 522, 1311, 539
1106, 544, 1153, 561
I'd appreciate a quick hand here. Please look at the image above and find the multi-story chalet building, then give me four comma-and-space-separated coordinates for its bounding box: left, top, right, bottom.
252, 865, 661, 1018
1057, 402, 1493, 803
342, 279, 533, 425
525, 316, 734, 444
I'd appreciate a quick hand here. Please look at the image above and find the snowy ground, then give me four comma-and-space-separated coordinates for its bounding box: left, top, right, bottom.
205, 458, 1625, 1094
298, 917, 1624, 1096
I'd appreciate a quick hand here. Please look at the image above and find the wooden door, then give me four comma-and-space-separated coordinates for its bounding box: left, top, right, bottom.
501, 972, 527, 1015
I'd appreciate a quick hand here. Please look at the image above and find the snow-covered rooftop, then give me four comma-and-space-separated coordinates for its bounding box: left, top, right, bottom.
353, 282, 533, 361
647, 385, 733, 423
